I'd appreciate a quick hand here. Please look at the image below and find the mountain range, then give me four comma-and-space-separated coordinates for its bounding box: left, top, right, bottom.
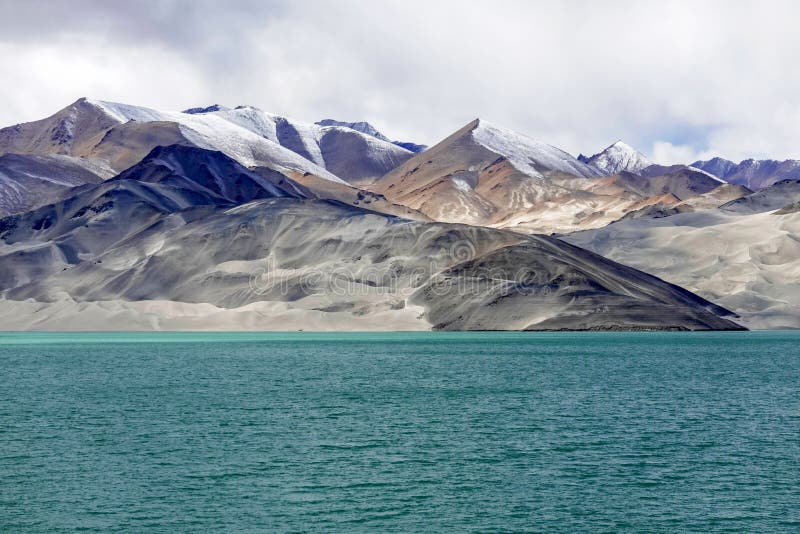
0, 98, 797, 330
692, 157, 800, 190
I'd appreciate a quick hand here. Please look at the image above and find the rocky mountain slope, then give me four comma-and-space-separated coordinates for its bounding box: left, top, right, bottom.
0, 153, 112, 216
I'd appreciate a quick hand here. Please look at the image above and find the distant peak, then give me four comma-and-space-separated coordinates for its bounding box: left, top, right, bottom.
315, 119, 388, 141
314, 118, 425, 151
584, 139, 652, 175
317, 118, 377, 130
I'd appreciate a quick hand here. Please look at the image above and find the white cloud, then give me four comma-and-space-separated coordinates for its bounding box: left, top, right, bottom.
0, 38, 212, 123
651, 142, 712, 166
1, 0, 800, 163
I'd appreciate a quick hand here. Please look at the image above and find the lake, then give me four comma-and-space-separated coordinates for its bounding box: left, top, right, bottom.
1, 331, 798, 531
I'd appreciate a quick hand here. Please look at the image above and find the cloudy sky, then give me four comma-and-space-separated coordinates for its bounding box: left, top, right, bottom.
1, 0, 799, 163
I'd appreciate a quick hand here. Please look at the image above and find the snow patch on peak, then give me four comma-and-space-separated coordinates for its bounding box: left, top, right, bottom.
610, 140, 636, 152
470, 120, 599, 178
221, 108, 328, 167
687, 165, 727, 184
88, 100, 169, 123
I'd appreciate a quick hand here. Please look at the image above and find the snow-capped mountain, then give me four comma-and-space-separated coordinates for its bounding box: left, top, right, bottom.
579, 140, 653, 175
0, 99, 428, 219
0, 98, 422, 187
0, 98, 749, 232
372, 119, 733, 233
182, 105, 416, 184
316, 119, 427, 153
90, 100, 356, 183
692, 157, 800, 190
0, 98, 348, 184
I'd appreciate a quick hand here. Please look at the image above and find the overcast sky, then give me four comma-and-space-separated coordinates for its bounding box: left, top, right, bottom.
1, 0, 799, 163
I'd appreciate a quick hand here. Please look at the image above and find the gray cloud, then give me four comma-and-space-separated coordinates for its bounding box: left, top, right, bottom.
1, 0, 799, 163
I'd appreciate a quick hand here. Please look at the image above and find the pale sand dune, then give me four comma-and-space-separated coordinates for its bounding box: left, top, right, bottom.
0, 298, 430, 331
565, 210, 800, 329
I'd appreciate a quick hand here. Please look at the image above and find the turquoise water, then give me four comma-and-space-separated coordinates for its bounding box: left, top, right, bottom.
1, 331, 799, 532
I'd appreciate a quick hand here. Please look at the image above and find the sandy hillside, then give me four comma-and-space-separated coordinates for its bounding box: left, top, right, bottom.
565, 209, 800, 329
